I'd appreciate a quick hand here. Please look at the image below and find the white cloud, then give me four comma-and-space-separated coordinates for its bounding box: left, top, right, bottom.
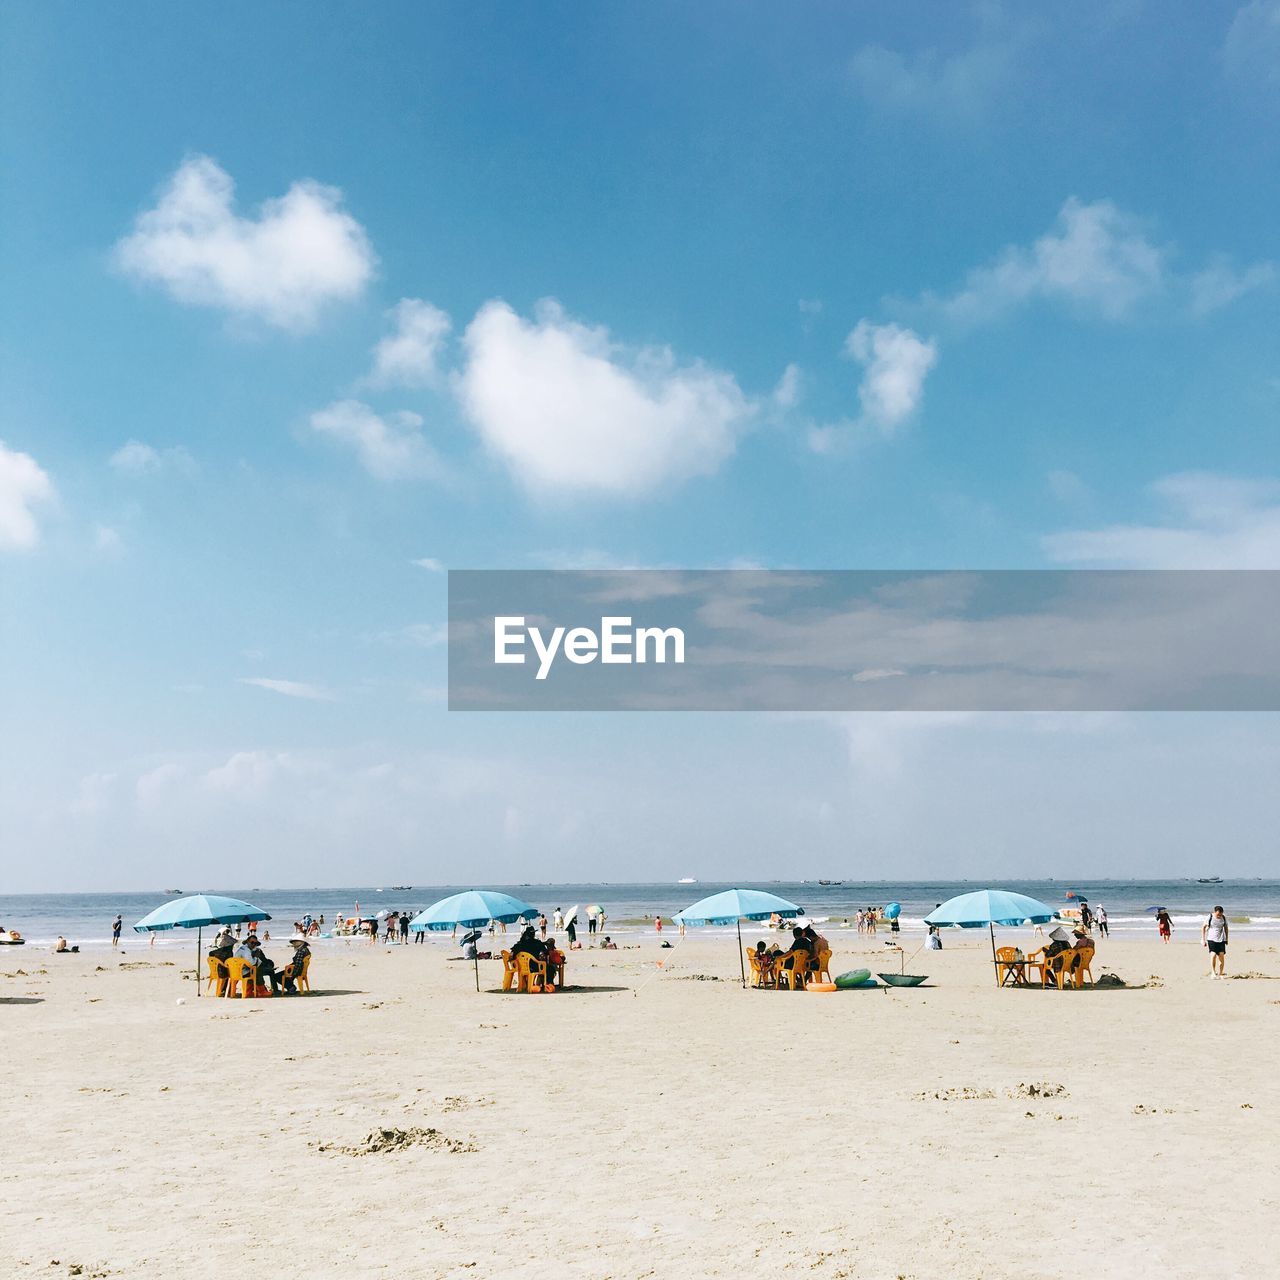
772, 363, 802, 411
411, 556, 445, 572
370, 622, 448, 648
456, 299, 753, 496
237, 677, 336, 701
113, 155, 375, 330
1044, 472, 1280, 567
367, 298, 451, 388
850, 40, 1011, 123
93, 524, 123, 555
844, 320, 937, 435
0, 441, 55, 551
1188, 255, 1276, 314
108, 440, 196, 476
1223, 2, 1280, 90
937, 198, 1167, 324
309, 399, 443, 481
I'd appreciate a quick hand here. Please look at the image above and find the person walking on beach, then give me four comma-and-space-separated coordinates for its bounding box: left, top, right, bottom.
566, 914, 578, 948
1079, 901, 1093, 932
654, 915, 663, 933
1095, 905, 1108, 938
1156, 908, 1173, 943
1202, 906, 1229, 978
538, 914, 548, 939
399, 912, 410, 944
111, 914, 122, 948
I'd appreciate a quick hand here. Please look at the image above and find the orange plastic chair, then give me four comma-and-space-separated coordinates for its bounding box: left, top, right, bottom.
223, 957, 256, 999
296, 953, 312, 994
501, 950, 518, 991
516, 951, 547, 992
206, 955, 227, 996
745, 948, 767, 987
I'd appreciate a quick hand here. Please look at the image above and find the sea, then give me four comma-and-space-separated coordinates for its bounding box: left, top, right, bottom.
2, 879, 1277, 951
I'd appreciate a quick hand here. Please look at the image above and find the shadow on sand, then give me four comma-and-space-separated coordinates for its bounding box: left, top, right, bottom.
0, 996, 45, 1005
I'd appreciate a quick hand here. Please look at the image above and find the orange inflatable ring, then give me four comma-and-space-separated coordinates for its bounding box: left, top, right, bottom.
806, 982, 838, 992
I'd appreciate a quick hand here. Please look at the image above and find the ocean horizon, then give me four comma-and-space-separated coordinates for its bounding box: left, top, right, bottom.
5, 878, 1277, 949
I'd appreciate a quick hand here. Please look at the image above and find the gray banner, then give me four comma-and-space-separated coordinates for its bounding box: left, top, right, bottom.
447, 570, 1280, 711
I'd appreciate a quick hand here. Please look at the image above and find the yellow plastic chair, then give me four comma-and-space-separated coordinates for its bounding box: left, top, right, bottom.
206, 955, 227, 996
516, 951, 547, 992
810, 948, 833, 985
745, 948, 767, 987
776, 952, 810, 990
223, 957, 256, 999
296, 954, 312, 994
501, 949, 518, 992
1072, 946, 1095, 988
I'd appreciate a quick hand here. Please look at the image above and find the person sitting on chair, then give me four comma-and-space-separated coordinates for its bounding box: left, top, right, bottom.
511, 926, 545, 962
544, 938, 566, 988
281, 936, 311, 993
249, 939, 282, 994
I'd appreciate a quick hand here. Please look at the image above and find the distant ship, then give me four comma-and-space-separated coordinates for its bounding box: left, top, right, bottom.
1197, 876, 1223, 884
164, 889, 183, 895
391, 885, 412, 891
677, 877, 697, 884
817, 879, 844, 886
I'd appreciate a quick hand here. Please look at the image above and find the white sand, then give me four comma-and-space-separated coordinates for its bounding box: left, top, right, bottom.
3, 933, 1278, 1279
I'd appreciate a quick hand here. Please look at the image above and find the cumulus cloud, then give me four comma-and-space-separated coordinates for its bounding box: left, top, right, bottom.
936, 198, 1167, 324
309, 399, 443, 481
237, 677, 336, 701
1189, 255, 1276, 314
108, 440, 196, 475
411, 556, 445, 572
0, 441, 55, 551
844, 321, 937, 434
1044, 472, 1280, 568
850, 40, 1012, 124
113, 155, 375, 330
367, 298, 451, 388
455, 299, 753, 496
1223, 1, 1280, 90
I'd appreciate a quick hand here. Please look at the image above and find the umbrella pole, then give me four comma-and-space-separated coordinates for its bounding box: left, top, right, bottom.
196, 926, 202, 998
474, 951, 480, 992
990, 923, 999, 987
737, 918, 746, 989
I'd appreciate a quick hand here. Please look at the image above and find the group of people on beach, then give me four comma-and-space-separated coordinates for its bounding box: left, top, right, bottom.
751, 924, 829, 987
206, 925, 310, 995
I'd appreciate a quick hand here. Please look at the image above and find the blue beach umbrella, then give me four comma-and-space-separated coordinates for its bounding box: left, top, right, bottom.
409, 890, 540, 990
675, 888, 803, 988
134, 894, 271, 997
925, 889, 1059, 985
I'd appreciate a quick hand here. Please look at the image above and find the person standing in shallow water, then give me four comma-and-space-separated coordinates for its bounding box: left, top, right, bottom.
111, 914, 122, 948
1202, 906, 1229, 978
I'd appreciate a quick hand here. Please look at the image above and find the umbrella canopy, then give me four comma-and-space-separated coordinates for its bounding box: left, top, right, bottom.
924, 890, 1058, 929
133, 895, 270, 999
408, 890, 539, 933
674, 888, 803, 925
585, 904, 603, 917
563, 905, 580, 927
133, 894, 270, 932
675, 889, 804, 989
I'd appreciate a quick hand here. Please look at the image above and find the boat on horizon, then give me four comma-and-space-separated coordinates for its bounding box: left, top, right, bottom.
817, 879, 844, 886
677, 877, 697, 884
164, 889, 182, 895
391, 885, 412, 891
1197, 876, 1223, 884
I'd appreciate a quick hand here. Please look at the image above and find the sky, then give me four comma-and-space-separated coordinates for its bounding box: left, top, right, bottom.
3, 1, 1280, 891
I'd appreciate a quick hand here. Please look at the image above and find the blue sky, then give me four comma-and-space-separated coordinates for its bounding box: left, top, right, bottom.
3, 2, 1280, 890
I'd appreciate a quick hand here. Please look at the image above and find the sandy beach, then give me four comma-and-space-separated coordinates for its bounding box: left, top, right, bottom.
3, 932, 1278, 1280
